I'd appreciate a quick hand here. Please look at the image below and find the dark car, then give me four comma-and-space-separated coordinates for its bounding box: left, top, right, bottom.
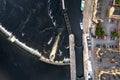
96, 44, 100, 48
103, 44, 106, 48
87, 38, 91, 42
109, 45, 112, 48
88, 46, 92, 50
111, 45, 114, 48
115, 45, 117, 48
113, 45, 117, 48
88, 43, 91, 45
88, 78, 92, 80
110, 37, 117, 40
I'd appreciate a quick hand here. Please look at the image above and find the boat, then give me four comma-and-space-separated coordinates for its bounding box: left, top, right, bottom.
80, 19, 83, 30
81, 0, 85, 11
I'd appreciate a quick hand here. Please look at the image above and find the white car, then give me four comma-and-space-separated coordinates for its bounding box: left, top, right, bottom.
108, 19, 111, 23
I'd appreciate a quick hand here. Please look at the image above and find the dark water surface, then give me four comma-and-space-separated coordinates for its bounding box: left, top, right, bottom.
0, 0, 83, 80
0, 36, 70, 80
0, 0, 70, 60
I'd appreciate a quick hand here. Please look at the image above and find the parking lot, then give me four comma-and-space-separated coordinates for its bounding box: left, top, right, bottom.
87, 17, 120, 80
93, 18, 119, 49
100, 73, 120, 80
97, 49, 120, 69
88, 18, 119, 52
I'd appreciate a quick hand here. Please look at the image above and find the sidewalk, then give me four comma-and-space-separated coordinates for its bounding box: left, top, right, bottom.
83, 0, 94, 33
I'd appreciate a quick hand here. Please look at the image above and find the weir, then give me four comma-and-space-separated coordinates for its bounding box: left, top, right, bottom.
0, 25, 70, 65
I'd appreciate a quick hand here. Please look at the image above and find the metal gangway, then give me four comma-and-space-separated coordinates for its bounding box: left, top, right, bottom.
61, 0, 76, 80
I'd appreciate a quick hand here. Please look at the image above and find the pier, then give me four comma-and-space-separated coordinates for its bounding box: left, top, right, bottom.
62, 0, 76, 80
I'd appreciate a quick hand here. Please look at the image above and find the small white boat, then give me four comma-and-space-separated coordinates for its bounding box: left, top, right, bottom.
80, 19, 83, 30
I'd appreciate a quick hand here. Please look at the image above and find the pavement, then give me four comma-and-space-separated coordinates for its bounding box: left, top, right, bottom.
83, 0, 94, 33
97, 49, 120, 69
82, 0, 97, 80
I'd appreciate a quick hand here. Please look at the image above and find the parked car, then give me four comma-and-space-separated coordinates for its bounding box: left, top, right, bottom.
96, 44, 100, 48
111, 19, 115, 23
95, 36, 98, 39
95, 36, 106, 40
88, 46, 92, 50
110, 37, 117, 40
111, 45, 114, 48
86, 33, 90, 37
106, 44, 109, 48
86, 36, 90, 39
103, 44, 106, 48
109, 45, 112, 48
88, 42, 91, 45
115, 45, 117, 48
108, 19, 111, 23
113, 45, 117, 48
87, 38, 91, 42
101, 36, 107, 40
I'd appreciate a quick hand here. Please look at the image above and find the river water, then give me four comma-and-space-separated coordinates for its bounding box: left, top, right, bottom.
0, 0, 83, 80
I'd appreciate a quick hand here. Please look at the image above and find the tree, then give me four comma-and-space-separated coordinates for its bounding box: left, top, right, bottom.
95, 22, 106, 36
111, 31, 118, 37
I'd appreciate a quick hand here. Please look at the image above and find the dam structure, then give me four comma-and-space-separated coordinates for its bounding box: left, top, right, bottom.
0, 25, 70, 65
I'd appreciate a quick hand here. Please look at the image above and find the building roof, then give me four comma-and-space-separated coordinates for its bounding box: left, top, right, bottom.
113, 6, 120, 15
108, 6, 120, 19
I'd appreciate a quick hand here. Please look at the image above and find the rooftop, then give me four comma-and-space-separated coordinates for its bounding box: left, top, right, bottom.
108, 6, 120, 19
